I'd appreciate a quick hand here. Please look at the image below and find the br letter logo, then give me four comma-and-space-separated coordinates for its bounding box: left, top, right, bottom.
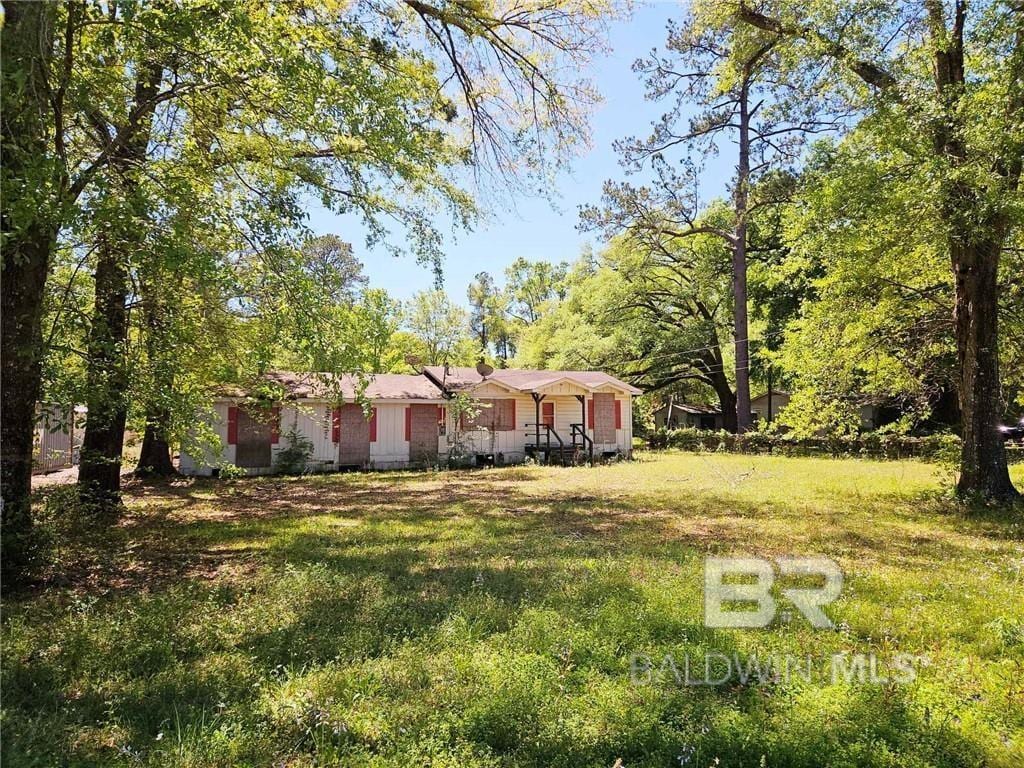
704, 557, 842, 629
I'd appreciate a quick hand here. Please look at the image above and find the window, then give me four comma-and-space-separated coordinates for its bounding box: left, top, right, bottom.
461, 398, 516, 431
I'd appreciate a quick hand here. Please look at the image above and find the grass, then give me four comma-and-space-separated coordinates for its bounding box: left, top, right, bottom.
4, 452, 1024, 767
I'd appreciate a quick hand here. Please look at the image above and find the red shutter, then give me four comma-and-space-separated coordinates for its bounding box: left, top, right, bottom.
614, 399, 622, 429
331, 407, 341, 443
405, 406, 412, 441
270, 406, 281, 444
370, 407, 378, 442
227, 406, 238, 445
587, 399, 594, 429
510, 399, 516, 430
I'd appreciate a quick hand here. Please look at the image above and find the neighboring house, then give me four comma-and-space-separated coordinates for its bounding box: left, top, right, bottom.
652, 400, 723, 431
33, 404, 83, 473
749, 390, 881, 430
750, 389, 790, 425
180, 367, 640, 475
655, 390, 881, 432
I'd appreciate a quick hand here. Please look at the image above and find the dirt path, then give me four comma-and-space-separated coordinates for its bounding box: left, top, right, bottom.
31, 466, 79, 487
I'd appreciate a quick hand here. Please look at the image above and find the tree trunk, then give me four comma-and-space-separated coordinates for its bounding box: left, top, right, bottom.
925, 9, 1019, 501
714, 379, 739, 434
732, 78, 753, 433
1, 0, 59, 579
134, 287, 177, 478
1, 226, 57, 570
952, 235, 1019, 500
78, 233, 131, 510
77, 60, 163, 512
136, 415, 176, 477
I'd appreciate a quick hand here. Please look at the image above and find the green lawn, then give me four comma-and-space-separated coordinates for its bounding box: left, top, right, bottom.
4, 453, 1023, 767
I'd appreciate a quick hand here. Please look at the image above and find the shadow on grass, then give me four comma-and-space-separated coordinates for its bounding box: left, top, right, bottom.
5, 467, 1018, 766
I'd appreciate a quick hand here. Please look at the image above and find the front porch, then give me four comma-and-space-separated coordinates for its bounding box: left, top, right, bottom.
524, 389, 594, 466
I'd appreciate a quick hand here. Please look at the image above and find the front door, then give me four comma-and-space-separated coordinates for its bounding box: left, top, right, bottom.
338, 404, 371, 466
542, 401, 555, 429
408, 404, 439, 465
236, 407, 272, 468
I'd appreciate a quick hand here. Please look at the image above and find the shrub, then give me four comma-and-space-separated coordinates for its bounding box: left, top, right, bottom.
647, 428, 965, 462
274, 424, 314, 475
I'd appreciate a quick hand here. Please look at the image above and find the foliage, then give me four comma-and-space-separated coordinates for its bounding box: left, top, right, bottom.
274, 423, 315, 476
647, 426, 968, 464
404, 290, 477, 367
445, 393, 487, 467
2, 0, 616, 572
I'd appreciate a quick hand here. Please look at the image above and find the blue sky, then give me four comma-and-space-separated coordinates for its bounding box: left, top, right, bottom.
307, 2, 733, 306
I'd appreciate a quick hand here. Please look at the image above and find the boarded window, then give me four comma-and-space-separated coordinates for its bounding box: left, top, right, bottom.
592, 392, 616, 444
494, 398, 516, 431
461, 398, 516, 431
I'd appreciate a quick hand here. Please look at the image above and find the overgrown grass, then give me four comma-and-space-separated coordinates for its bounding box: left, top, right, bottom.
4, 453, 1023, 767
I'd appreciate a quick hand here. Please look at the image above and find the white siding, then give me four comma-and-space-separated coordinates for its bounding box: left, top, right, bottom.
180, 402, 232, 476
371, 403, 410, 468
444, 392, 633, 462
181, 386, 634, 475
273, 403, 336, 469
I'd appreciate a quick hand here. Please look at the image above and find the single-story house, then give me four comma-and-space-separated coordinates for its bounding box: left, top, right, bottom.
180, 367, 640, 475
652, 400, 724, 431
750, 389, 790, 424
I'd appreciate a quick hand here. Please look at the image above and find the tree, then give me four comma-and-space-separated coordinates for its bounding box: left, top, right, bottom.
769, 139, 960, 436
588, 4, 841, 432
504, 257, 569, 324
350, 289, 411, 374
300, 235, 367, 306
2, 0, 612, 563
516, 236, 742, 427
405, 290, 475, 366
733, 0, 1022, 500
2, 1, 61, 573
467, 271, 514, 363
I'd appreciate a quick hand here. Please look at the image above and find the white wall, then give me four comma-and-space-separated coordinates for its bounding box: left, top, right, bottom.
442, 389, 633, 462
181, 390, 634, 475
371, 403, 410, 468
180, 401, 232, 476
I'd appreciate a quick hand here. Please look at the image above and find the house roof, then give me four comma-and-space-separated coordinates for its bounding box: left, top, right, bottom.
655, 401, 721, 416
423, 366, 643, 396
222, 371, 444, 401
750, 389, 791, 402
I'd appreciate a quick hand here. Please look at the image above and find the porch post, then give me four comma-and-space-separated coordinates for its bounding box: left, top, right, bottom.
532, 392, 542, 454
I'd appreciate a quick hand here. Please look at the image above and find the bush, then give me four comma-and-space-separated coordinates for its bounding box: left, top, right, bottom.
647, 427, 964, 462
274, 424, 314, 475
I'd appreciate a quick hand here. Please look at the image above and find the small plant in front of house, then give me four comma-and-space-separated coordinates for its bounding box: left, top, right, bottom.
274, 423, 314, 475
217, 463, 247, 481
446, 393, 488, 469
